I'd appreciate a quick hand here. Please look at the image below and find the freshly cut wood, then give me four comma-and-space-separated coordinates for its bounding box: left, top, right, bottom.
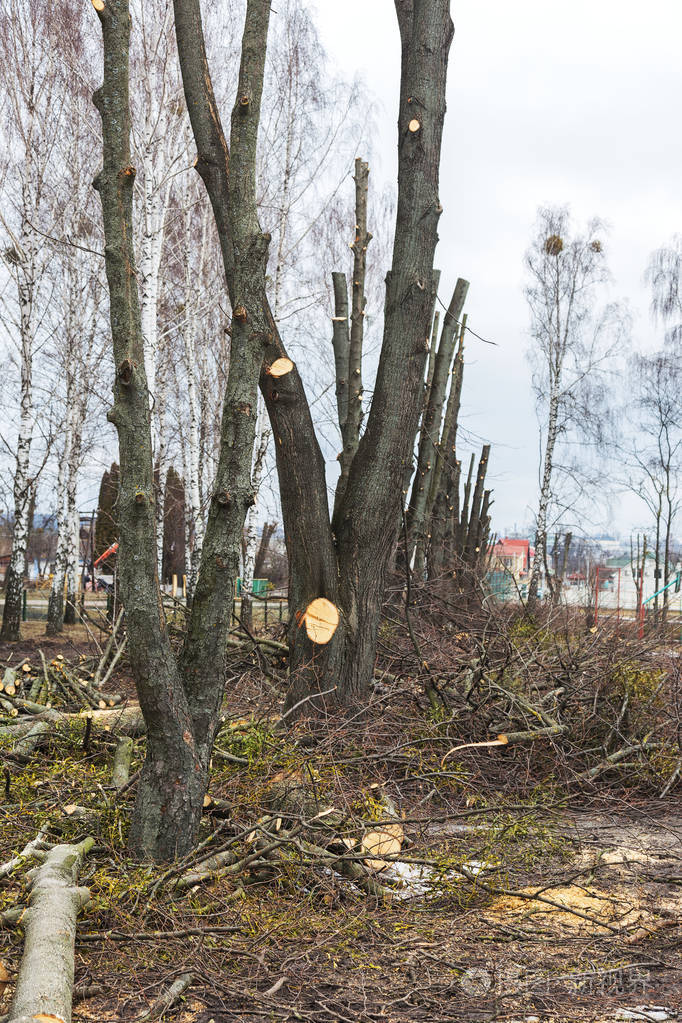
1, 668, 18, 696
0, 960, 11, 995
7, 838, 93, 1023
361, 826, 403, 871
266, 357, 294, 378
441, 735, 509, 765
301, 598, 339, 645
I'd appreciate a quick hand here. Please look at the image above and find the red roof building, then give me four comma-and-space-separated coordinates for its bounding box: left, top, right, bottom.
491, 538, 533, 577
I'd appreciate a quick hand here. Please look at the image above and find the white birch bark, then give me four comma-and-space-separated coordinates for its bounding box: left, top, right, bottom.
155, 363, 169, 582
2, 209, 36, 639
46, 398, 73, 634
240, 398, 271, 627
179, 202, 210, 600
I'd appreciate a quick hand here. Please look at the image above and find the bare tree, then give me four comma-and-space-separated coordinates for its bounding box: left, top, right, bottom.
524, 206, 622, 608
0, 0, 88, 638
624, 344, 682, 621
93, 0, 273, 859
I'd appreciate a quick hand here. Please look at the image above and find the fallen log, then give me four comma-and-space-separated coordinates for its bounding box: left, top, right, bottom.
7, 837, 94, 1023
0, 704, 145, 745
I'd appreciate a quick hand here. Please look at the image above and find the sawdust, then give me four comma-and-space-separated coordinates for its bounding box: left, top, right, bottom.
489, 883, 650, 933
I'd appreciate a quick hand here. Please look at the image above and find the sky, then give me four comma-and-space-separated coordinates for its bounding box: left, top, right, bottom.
313, 0, 682, 538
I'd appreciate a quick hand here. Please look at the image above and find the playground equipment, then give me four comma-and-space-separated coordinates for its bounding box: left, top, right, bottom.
639, 570, 682, 638
94, 541, 119, 568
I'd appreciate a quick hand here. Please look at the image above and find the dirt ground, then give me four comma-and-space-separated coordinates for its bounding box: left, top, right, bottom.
0, 625, 680, 1023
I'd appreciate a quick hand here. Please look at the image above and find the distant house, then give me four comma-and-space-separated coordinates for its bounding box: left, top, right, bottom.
490, 537, 533, 579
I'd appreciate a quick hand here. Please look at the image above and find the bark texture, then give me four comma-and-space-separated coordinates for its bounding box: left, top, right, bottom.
279, 0, 455, 709
8, 839, 93, 1023
408, 278, 468, 577
93, 0, 273, 859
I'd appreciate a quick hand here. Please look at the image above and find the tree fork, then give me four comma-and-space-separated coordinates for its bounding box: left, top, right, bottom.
92, 0, 206, 860
285, 1, 455, 708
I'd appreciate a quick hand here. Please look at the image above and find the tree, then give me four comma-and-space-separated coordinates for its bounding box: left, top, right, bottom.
524, 207, 622, 608
0, 0, 86, 638
94, 464, 120, 564
162, 466, 185, 586
93, 0, 275, 860
246, 1, 456, 711
624, 344, 682, 621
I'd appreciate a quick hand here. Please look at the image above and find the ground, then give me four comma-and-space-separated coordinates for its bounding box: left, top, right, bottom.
0, 621, 680, 1023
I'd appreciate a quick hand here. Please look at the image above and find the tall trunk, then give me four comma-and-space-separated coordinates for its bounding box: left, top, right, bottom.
1, 215, 35, 641
155, 368, 169, 583
282, 1, 454, 709
95, 0, 274, 860
241, 398, 271, 629
181, 205, 208, 603
64, 410, 83, 626
46, 419, 72, 636
93, 0, 204, 860
333, 158, 371, 516
528, 379, 561, 608
407, 277, 468, 576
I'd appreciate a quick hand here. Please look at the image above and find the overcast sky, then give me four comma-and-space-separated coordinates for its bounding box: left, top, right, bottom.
313, 1, 682, 537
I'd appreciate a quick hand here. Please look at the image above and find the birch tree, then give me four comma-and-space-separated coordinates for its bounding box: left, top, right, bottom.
0, 0, 86, 639
131, 1, 191, 580
624, 345, 682, 621
524, 207, 621, 608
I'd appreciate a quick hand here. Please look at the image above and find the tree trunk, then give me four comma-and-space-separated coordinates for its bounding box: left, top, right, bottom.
408, 277, 468, 576
528, 378, 561, 609
1, 222, 35, 641
241, 400, 270, 630
47, 459, 70, 635
94, 0, 274, 860
333, 158, 371, 516
7, 839, 93, 1023
280, 2, 454, 710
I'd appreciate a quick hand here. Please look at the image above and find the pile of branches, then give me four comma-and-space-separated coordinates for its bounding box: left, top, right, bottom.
379, 564, 682, 797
